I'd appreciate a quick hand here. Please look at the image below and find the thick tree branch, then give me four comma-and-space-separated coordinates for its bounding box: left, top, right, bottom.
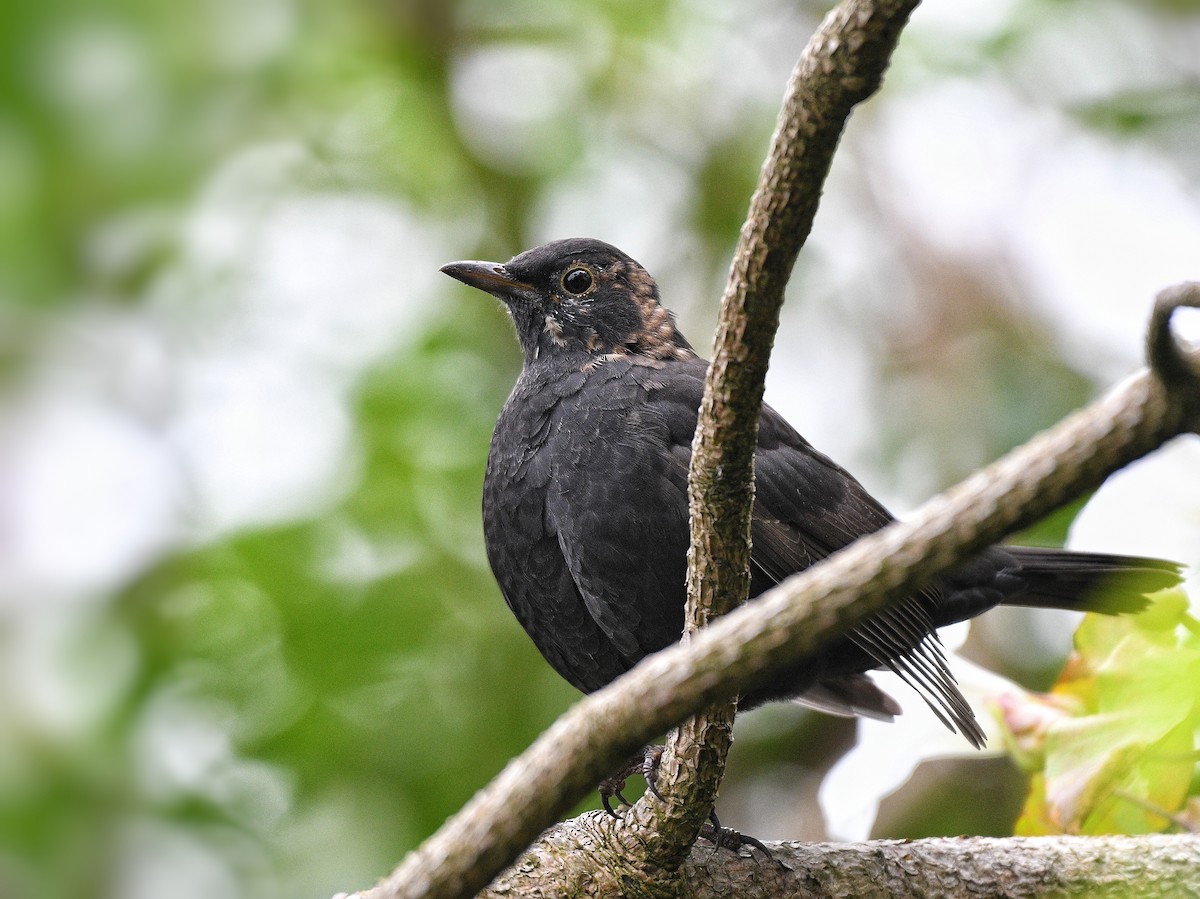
343, 288, 1198, 899
484, 821, 1200, 898
649, 0, 921, 865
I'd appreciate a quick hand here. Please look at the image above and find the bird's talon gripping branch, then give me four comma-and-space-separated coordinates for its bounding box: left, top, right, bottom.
598, 778, 630, 818
641, 744, 666, 804
600, 745, 666, 817
1148, 282, 1200, 424
699, 810, 773, 857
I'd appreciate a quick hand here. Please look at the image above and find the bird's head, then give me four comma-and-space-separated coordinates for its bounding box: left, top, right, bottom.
440, 238, 694, 365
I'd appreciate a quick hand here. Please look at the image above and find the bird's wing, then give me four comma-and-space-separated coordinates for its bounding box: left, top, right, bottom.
540, 358, 983, 744
750, 403, 985, 746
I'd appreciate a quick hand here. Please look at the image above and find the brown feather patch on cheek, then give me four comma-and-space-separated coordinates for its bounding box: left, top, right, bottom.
620, 265, 690, 360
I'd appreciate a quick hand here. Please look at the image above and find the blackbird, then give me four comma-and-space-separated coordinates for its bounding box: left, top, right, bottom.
441, 238, 1181, 750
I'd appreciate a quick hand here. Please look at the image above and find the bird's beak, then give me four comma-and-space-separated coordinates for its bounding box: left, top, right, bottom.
440, 260, 539, 305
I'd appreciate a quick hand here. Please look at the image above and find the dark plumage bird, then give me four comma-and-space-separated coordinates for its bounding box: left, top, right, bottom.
441, 238, 1181, 748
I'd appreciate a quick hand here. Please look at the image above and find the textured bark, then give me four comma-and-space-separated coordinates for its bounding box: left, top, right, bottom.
482, 827, 1200, 898
689, 834, 1200, 898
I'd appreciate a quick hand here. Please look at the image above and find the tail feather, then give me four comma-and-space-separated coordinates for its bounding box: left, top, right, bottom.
1001, 546, 1183, 615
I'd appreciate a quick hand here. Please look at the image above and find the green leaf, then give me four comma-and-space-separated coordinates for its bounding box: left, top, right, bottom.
1011, 591, 1200, 835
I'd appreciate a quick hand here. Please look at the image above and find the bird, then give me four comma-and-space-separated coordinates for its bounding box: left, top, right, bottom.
441, 237, 1181, 760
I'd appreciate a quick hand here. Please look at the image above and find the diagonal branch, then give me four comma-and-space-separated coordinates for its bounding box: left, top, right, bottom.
344, 286, 1199, 899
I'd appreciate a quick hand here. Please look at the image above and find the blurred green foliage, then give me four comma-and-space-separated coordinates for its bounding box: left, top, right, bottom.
2, 0, 1198, 897
1005, 591, 1200, 835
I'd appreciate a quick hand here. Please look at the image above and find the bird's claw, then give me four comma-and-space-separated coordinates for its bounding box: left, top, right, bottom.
599, 745, 665, 816
601, 750, 774, 861
641, 744, 666, 803
700, 810, 772, 857
598, 777, 632, 818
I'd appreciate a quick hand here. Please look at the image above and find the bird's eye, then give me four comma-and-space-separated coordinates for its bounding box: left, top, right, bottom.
561, 267, 594, 295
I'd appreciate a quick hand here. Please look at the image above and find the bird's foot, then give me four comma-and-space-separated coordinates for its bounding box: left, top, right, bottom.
600, 753, 772, 861
598, 774, 632, 818
699, 810, 772, 857
599, 744, 666, 818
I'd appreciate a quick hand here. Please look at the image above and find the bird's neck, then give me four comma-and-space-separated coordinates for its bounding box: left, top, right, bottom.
523, 318, 697, 367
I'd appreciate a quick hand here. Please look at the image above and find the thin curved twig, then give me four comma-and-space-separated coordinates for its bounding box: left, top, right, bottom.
1148, 282, 1200, 428
645, 0, 922, 866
